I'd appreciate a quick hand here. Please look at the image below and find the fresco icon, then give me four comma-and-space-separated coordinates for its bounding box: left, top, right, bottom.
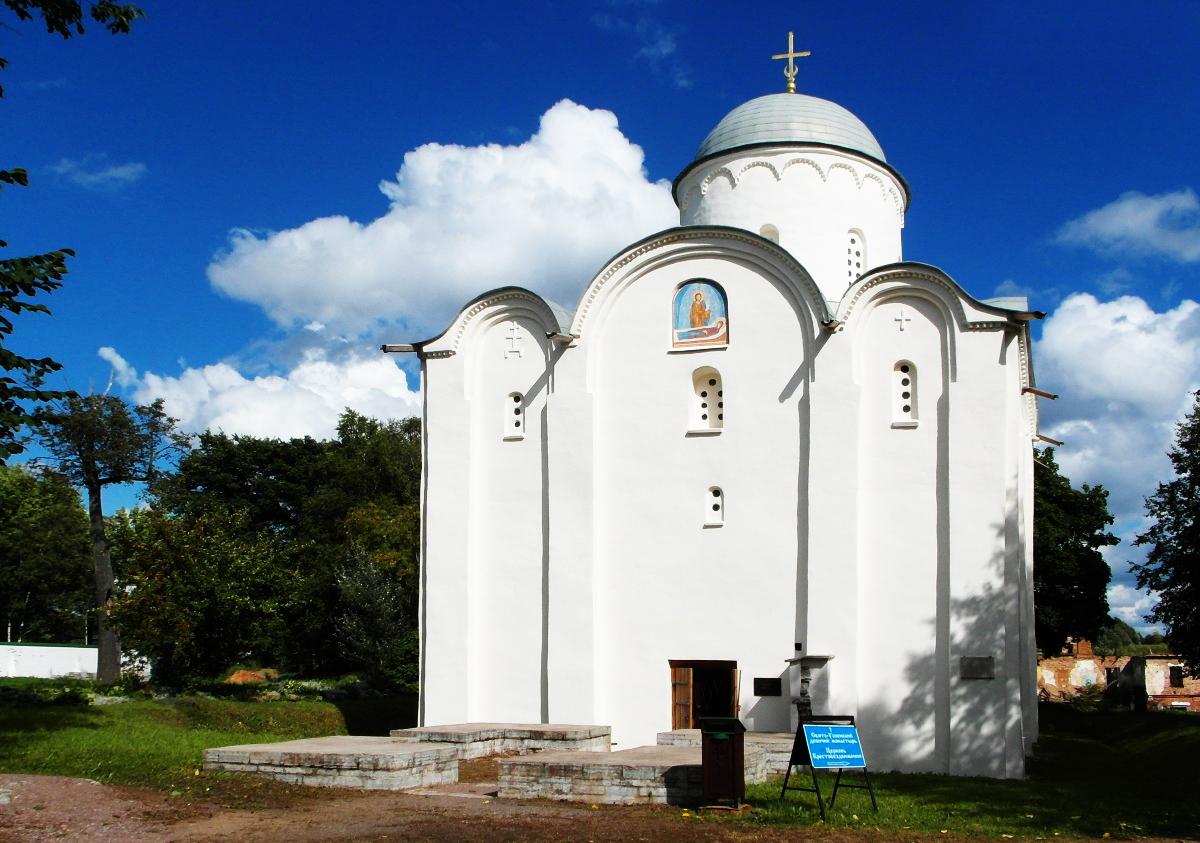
673, 280, 728, 348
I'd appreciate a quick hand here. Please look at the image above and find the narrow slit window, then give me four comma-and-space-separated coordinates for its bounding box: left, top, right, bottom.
847, 229, 866, 283
892, 361, 918, 428
505, 392, 525, 440
690, 367, 723, 432
705, 486, 724, 526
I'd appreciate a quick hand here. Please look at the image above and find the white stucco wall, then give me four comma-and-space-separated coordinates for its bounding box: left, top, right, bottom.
2, 644, 97, 678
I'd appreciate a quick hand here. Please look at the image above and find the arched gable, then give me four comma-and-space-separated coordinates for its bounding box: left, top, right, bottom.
836, 264, 1036, 428
569, 227, 829, 392
571, 226, 830, 339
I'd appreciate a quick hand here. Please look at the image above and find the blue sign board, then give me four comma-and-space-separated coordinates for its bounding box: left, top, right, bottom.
802, 724, 867, 769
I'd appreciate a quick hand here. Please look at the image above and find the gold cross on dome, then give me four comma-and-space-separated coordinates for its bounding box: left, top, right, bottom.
771, 31, 810, 93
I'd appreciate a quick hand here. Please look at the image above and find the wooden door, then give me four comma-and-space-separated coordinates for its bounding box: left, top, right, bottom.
671, 666, 693, 729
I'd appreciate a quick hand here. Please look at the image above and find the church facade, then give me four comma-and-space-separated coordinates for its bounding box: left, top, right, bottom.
408, 81, 1041, 777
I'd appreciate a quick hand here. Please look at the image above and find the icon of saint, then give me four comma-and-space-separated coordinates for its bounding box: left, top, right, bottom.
690, 291, 711, 328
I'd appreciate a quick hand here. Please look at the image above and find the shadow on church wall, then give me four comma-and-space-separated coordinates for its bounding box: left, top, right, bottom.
856, 513, 1019, 777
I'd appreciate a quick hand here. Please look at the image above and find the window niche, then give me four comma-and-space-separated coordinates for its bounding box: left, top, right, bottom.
504, 392, 525, 440
689, 367, 723, 433
847, 229, 866, 283
705, 486, 724, 526
892, 361, 918, 428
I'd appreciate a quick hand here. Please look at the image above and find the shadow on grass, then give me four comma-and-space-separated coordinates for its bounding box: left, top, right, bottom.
330, 693, 419, 736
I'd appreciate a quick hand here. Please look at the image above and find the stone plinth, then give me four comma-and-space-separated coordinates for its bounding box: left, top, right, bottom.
498, 745, 768, 805
390, 723, 610, 759
203, 736, 458, 790
656, 729, 795, 775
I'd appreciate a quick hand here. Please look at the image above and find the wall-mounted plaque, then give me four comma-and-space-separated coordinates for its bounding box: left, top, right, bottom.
753, 677, 783, 696
959, 656, 995, 680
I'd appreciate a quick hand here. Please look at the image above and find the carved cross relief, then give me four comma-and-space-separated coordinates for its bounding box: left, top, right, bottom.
504, 321, 523, 358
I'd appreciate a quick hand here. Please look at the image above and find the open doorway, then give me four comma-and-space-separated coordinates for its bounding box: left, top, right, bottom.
669, 659, 739, 729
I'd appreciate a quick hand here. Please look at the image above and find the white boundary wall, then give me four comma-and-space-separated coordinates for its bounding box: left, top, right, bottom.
2, 644, 97, 678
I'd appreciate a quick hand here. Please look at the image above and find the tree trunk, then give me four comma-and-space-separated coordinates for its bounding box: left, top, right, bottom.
87, 479, 119, 685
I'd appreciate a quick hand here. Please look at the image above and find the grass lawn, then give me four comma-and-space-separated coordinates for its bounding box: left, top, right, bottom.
0, 686, 418, 806
740, 702, 1200, 839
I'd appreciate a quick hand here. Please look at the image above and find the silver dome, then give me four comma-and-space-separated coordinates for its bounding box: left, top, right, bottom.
695, 93, 886, 163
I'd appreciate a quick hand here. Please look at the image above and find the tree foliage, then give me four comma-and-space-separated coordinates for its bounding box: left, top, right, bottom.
0, 463, 90, 641
1, 1, 143, 458
1033, 447, 1118, 656
126, 410, 423, 685
109, 507, 303, 686
1133, 390, 1200, 676
35, 393, 187, 683
0, 170, 73, 459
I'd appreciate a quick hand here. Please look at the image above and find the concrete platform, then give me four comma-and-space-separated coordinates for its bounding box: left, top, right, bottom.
203, 736, 459, 790
498, 744, 769, 805
390, 723, 610, 759
657, 729, 795, 775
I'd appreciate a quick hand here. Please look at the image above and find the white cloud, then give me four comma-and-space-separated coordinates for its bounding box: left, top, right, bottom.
1036, 293, 1200, 632
590, 10, 691, 88
207, 100, 679, 339
1057, 189, 1200, 263
50, 154, 146, 191
98, 346, 139, 388
121, 349, 420, 440
1107, 583, 1162, 633
1037, 293, 1200, 522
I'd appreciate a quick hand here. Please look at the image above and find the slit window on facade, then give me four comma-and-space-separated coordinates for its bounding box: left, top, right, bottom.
847, 229, 866, 283
690, 367, 723, 432
705, 486, 724, 526
505, 392, 525, 440
892, 361, 918, 428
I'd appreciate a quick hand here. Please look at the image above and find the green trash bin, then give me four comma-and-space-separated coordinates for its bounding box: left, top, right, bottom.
700, 716, 746, 808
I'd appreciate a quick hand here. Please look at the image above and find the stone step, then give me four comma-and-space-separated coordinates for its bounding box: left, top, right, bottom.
389, 722, 610, 759
203, 736, 458, 790
498, 745, 769, 805
656, 729, 795, 775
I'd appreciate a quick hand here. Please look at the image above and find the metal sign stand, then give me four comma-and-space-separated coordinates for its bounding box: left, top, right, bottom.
779, 715, 877, 820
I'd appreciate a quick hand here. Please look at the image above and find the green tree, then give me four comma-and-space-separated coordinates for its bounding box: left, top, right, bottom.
0, 463, 91, 642
335, 547, 419, 690
109, 507, 303, 686
1094, 617, 1140, 656
1, 2, 143, 458
1133, 390, 1200, 676
1034, 447, 1118, 656
35, 393, 187, 683
147, 410, 423, 679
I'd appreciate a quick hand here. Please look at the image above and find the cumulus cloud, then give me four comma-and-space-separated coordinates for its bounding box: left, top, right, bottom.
50, 154, 146, 191
1036, 293, 1200, 631
110, 347, 420, 440
1057, 189, 1200, 263
207, 100, 678, 339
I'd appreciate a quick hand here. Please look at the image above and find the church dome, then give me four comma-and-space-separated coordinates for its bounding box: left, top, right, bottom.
694, 93, 886, 164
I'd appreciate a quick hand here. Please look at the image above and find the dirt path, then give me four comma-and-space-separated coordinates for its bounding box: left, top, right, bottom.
0, 774, 1137, 843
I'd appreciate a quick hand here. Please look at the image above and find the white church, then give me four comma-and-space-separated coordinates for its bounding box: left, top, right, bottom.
404, 44, 1042, 778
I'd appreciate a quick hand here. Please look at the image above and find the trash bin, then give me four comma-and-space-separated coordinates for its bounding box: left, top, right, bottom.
699, 716, 746, 808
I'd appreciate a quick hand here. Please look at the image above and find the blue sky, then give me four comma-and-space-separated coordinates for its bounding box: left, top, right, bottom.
5, 1, 1200, 631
